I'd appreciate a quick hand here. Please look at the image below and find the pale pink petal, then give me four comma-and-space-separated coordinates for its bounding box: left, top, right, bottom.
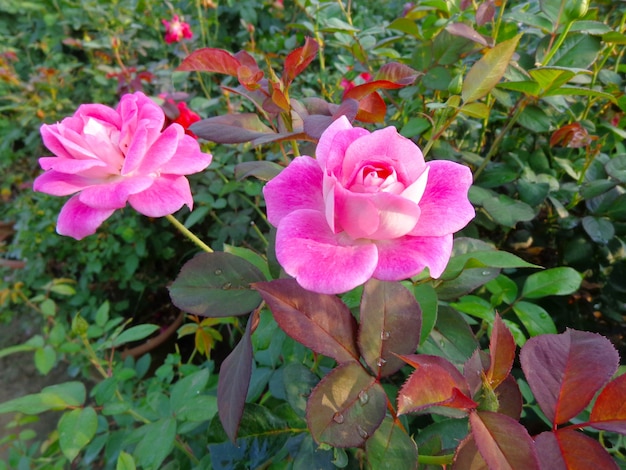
374, 234, 453, 280
158, 133, 213, 175
120, 124, 149, 175
38, 156, 107, 174
76, 103, 122, 128
401, 166, 429, 204
128, 175, 193, 217
78, 176, 154, 209
409, 161, 475, 237
263, 156, 325, 226
136, 124, 182, 174
315, 115, 368, 173
334, 185, 421, 239
341, 126, 426, 184
275, 210, 379, 294
56, 195, 115, 240
41, 124, 104, 161
33, 171, 93, 196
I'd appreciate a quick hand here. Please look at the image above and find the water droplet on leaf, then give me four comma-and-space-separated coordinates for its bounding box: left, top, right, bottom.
214, 269, 222, 275
222, 282, 232, 290
376, 357, 387, 367
380, 330, 390, 341
357, 425, 369, 439
332, 412, 345, 424
358, 390, 369, 405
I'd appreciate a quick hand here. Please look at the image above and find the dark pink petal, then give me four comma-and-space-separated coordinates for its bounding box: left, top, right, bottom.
263, 156, 325, 226
275, 209, 378, 294
120, 122, 150, 175
374, 233, 453, 280
342, 126, 425, 184
33, 171, 94, 196
158, 134, 213, 175
334, 185, 421, 239
136, 124, 182, 174
314, 116, 368, 173
409, 160, 475, 237
128, 174, 193, 217
76, 103, 122, 128
38, 156, 107, 174
41, 124, 105, 162
56, 195, 115, 240
78, 176, 153, 210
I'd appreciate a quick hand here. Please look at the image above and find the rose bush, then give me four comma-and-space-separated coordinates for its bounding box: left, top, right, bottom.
263, 116, 475, 294
33, 91, 212, 240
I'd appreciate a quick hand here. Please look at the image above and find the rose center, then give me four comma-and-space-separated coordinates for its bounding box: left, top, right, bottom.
351, 164, 404, 194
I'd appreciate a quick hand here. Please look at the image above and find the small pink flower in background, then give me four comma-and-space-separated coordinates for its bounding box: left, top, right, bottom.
33, 91, 212, 240
263, 116, 475, 294
162, 15, 193, 44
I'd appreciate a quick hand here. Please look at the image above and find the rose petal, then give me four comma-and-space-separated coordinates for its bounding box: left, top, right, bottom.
56, 195, 115, 240
78, 176, 154, 209
409, 161, 475, 237
38, 156, 107, 174
341, 126, 425, 185
374, 234, 453, 280
128, 174, 193, 217
263, 156, 325, 226
33, 171, 94, 196
275, 209, 379, 294
158, 133, 213, 175
315, 115, 369, 174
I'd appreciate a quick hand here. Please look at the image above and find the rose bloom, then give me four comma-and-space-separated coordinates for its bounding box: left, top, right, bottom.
33, 91, 212, 240
263, 116, 475, 294
162, 15, 193, 44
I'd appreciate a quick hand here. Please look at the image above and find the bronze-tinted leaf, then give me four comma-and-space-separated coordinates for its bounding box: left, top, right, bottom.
589, 372, 626, 434
535, 429, 618, 470
190, 114, 275, 144
283, 37, 319, 86
253, 279, 359, 364
178, 47, 241, 75
487, 314, 516, 389
358, 279, 421, 378
306, 362, 387, 448
520, 329, 619, 426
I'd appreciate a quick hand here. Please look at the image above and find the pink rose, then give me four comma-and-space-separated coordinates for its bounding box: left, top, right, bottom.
33, 91, 212, 240
162, 15, 193, 44
263, 116, 475, 294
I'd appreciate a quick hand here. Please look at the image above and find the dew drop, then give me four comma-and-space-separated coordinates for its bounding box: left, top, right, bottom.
358, 390, 369, 405
380, 330, 390, 341
376, 357, 387, 367
332, 412, 345, 424
356, 425, 369, 439
439, 340, 446, 348
222, 282, 232, 290
482, 270, 490, 276
214, 269, 223, 276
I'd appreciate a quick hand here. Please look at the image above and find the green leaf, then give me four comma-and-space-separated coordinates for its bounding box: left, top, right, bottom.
358, 279, 422, 378
223, 244, 271, 280
537, 34, 601, 68
34, 345, 57, 375
582, 216, 615, 244
419, 307, 479, 367
307, 362, 387, 448
170, 369, 210, 415
442, 247, 540, 280
133, 419, 177, 470
365, 416, 419, 469
482, 194, 536, 227
522, 267, 582, 299
116, 451, 136, 470
58, 407, 98, 462
605, 154, 626, 183
513, 301, 558, 337
283, 363, 320, 418
545, 85, 617, 103
414, 283, 438, 345
0, 381, 85, 414
169, 251, 265, 317
462, 34, 522, 103
111, 324, 159, 347
517, 106, 552, 133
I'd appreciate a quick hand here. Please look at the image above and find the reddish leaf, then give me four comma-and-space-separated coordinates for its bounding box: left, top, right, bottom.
283, 37, 319, 86
520, 329, 619, 426
217, 311, 259, 442
178, 47, 241, 75
453, 435, 489, 470
589, 372, 626, 433
476, 1, 496, 26
397, 354, 477, 415
233, 50, 260, 70
355, 92, 387, 123
344, 80, 406, 101
487, 315, 516, 389
306, 362, 387, 448
445, 23, 490, 47
535, 429, 618, 470
303, 99, 359, 140
358, 279, 421, 378
253, 279, 359, 364
236, 65, 264, 91
269, 82, 290, 112
375, 62, 420, 86
190, 113, 275, 144
464, 348, 490, 397
470, 411, 540, 470
494, 375, 523, 420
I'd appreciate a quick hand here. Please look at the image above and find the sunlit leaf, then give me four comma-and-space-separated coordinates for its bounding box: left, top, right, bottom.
178, 47, 242, 75
521, 267, 582, 299
397, 354, 476, 415
470, 411, 539, 469
58, 407, 98, 462
462, 34, 522, 103
306, 362, 387, 448
358, 279, 421, 377
169, 252, 265, 317
512, 301, 557, 337
111, 324, 159, 347
253, 279, 359, 364
0, 381, 85, 414
589, 373, 626, 433
283, 37, 319, 86
419, 306, 479, 366
354, 92, 387, 123
535, 429, 618, 470
519, 329, 619, 425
